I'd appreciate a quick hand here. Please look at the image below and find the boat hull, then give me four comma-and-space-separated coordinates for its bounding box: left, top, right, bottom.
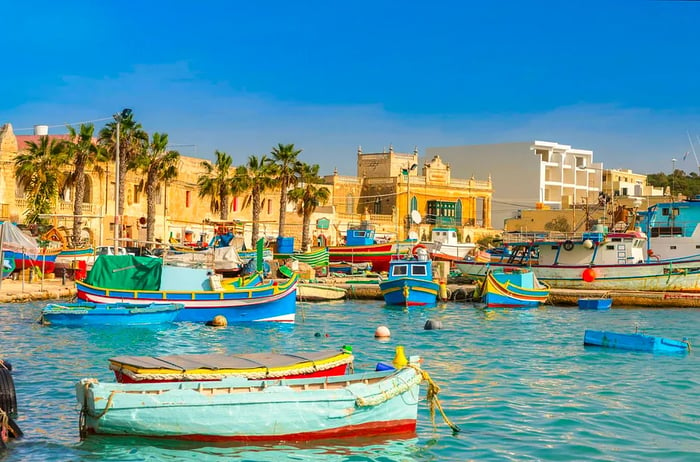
328, 243, 395, 273
482, 269, 549, 308
297, 283, 347, 301
578, 298, 612, 310
5, 249, 57, 274
379, 278, 439, 306
77, 367, 422, 441
583, 329, 690, 353
75, 276, 298, 323
456, 260, 700, 292
40, 302, 182, 326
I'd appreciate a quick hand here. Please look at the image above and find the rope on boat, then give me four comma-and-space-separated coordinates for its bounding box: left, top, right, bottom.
408, 364, 461, 434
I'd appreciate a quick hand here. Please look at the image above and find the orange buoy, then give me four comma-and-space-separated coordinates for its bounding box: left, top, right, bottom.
582, 268, 596, 282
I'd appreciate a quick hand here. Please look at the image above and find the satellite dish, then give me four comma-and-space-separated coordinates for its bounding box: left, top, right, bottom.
411, 210, 422, 224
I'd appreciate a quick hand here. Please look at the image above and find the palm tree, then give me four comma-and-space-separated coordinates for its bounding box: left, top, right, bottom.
65, 123, 104, 247
14, 136, 69, 224
197, 150, 236, 220
233, 155, 276, 248
288, 163, 330, 252
134, 132, 180, 246
98, 111, 148, 217
270, 143, 302, 238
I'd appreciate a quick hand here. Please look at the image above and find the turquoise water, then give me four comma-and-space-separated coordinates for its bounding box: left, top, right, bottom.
1, 299, 699, 461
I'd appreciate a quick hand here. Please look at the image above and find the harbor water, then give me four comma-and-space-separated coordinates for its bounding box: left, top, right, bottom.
1, 299, 699, 461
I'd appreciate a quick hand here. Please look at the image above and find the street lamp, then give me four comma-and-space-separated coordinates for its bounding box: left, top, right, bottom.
113, 108, 132, 254
671, 158, 677, 200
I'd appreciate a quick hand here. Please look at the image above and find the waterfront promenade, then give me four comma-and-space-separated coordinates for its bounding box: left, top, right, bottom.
0, 277, 76, 303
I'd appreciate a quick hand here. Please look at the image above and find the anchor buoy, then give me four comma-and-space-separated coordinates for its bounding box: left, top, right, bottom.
562, 240, 575, 251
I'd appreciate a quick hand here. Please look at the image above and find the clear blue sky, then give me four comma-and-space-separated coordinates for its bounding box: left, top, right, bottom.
3, 0, 700, 176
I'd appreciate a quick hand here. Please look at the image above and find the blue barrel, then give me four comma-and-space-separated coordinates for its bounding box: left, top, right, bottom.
276, 237, 294, 253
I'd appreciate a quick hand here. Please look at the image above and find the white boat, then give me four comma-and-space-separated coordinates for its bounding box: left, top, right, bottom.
425, 228, 476, 261
638, 196, 700, 262
456, 227, 700, 292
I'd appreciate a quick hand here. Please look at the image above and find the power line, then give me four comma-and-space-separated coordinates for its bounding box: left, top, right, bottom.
13, 116, 114, 133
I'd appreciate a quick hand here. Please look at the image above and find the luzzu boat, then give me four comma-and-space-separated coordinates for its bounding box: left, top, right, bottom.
76, 358, 429, 442
328, 227, 399, 273
481, 267, 549, 308
108, 347, 354, 383
76, 255, 298, 323
39, 302, 184, 326
379, 246, 439, 307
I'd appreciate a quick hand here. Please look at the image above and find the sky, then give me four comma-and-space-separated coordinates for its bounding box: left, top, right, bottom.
3, 0, 700, 177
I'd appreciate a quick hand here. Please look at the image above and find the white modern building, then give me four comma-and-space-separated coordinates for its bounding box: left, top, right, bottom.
426, 141, 603, 229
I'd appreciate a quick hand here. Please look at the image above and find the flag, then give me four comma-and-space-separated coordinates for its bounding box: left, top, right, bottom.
683, 151, 689, 161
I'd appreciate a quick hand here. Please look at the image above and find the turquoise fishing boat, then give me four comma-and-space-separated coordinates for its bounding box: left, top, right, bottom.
583, 329, 691, 353
481, 267, 549, 308
76, 361, 429, 442
40, 302, 184, 326
379, 247, 439, 307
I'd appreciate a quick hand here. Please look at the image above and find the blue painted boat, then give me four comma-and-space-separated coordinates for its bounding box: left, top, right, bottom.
76, 361, 426, 442
379, 249, 439, 307
583, 329, 691, 353
578, 298, 612, 310
481, 268, 549, 308
75, 255, 298, 323
40, 302, 183, 326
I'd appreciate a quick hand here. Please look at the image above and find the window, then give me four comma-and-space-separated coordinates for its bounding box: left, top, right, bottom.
392, 265, 408, 277
412, 265, 427, 276
186, 190, 191, 208
267, 199, 272, 214
233, 196, 238, 212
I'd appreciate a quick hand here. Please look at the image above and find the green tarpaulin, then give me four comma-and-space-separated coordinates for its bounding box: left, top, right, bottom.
84, 255, 163, 290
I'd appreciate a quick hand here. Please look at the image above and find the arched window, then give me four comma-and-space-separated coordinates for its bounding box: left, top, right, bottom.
346, 194, 355, 214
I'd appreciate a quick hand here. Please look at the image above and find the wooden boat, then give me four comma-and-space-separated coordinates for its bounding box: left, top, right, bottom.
425, 227, 477, 260
379, 248, 439, 307
76, 361, 425, 442
297, 283, 347, 301
76, 255, 298, 323
109, 347, 354, 383
481, 268, 549, 308
578, 298, 612, 310
328, 261, 373, 274
39, 302, 183, 326
328, 227, 399, 273
583, 329, 690, 353
456, 228, 700, 292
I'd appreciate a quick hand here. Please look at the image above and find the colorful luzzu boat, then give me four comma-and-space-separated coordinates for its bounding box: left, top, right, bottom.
481, 267, 550, 308
39, 302, 183, 326
108, 347, 354, 383
76, 255, 298, 323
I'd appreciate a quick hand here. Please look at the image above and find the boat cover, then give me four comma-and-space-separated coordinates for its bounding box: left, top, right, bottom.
84, 255, 162, 290
109, 349, 354, 381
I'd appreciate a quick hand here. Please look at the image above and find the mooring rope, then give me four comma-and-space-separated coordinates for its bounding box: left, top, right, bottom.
407, 364, 461, 434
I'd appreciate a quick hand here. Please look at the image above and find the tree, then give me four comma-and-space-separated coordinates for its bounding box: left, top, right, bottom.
98, 111, 148, 217
544, 216, 571, 233
134, 132, 180, 246
233, 155, 276, 248
270, 143, 303, 237
288, 163, 330, 251
65, 123, 104, 247
14, 136, 69, 224
197, 150, 236, 220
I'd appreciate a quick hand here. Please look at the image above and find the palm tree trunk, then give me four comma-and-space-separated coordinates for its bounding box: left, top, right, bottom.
221, 195, 229, 221
146, 176, 157, 246
251, 189, 261, 248
302, 210, 312, 252
278, 187, 287, 237
72, 162, 87, 248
